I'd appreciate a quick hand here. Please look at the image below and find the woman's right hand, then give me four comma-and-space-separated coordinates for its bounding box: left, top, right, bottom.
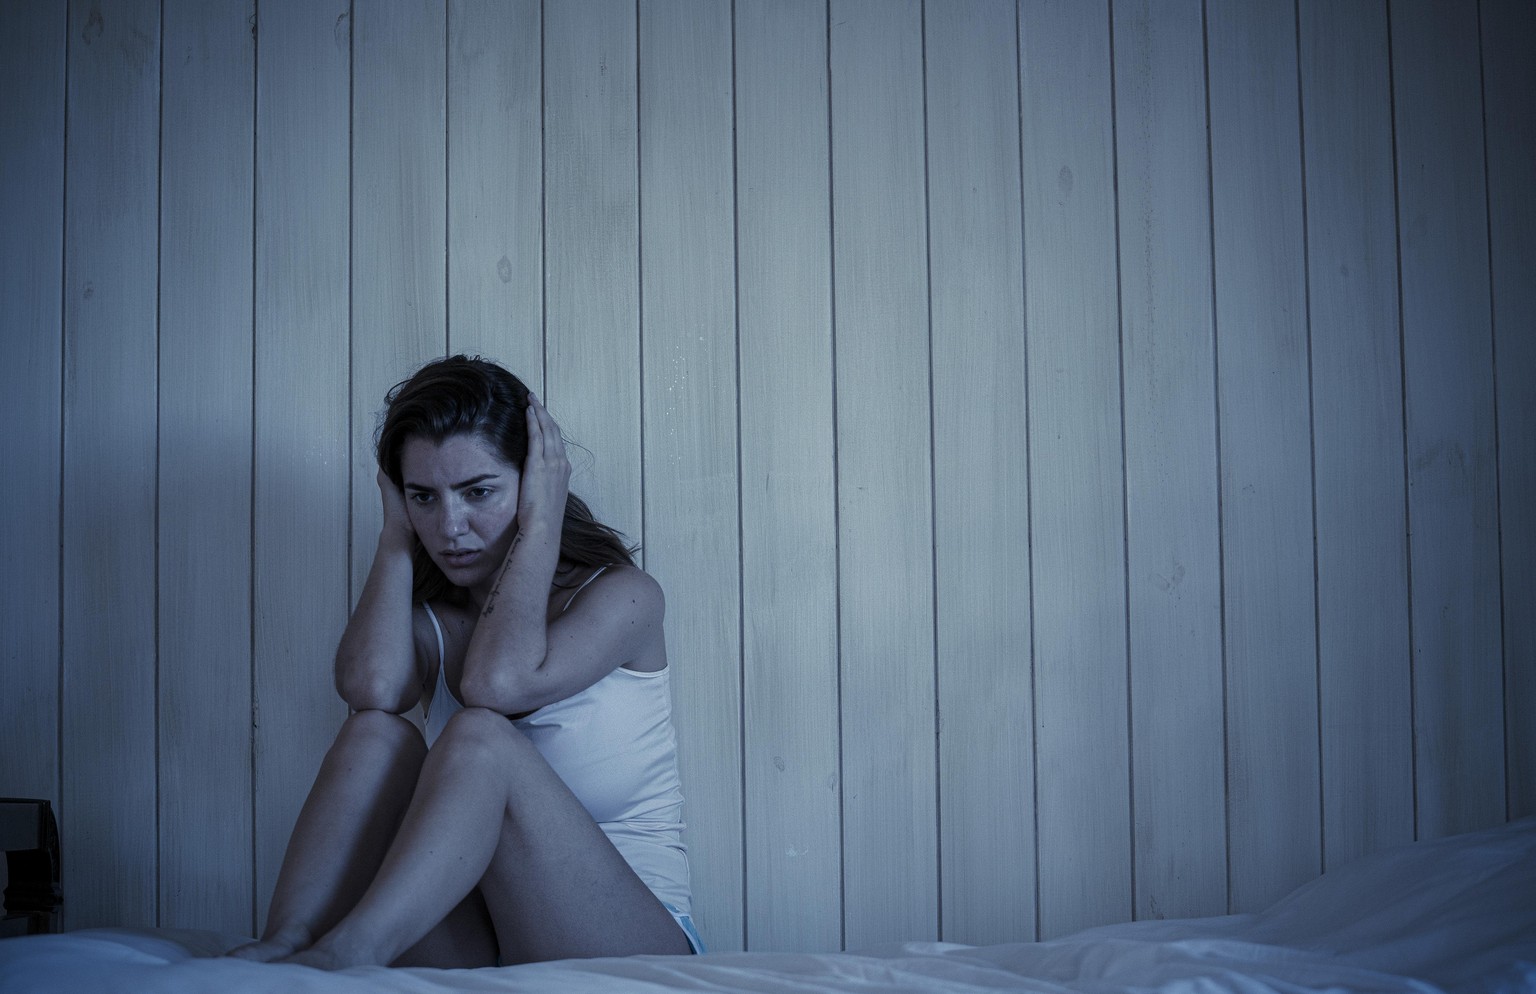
377, 468, 415, 547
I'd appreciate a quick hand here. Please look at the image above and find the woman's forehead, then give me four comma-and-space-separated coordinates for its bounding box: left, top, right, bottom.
400, 433, 517, 483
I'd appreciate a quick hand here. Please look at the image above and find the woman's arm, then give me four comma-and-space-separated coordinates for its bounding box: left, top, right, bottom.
458, 397, 660, 713
333, 470, 423, 713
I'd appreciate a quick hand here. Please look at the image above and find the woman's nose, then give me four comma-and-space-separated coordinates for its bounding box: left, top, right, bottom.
440, 502, 469, 537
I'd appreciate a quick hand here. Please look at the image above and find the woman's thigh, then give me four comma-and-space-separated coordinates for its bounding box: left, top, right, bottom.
443, 709, 690, 965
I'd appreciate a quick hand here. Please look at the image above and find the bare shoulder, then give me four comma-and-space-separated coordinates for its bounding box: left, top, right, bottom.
572, 563, 665, 624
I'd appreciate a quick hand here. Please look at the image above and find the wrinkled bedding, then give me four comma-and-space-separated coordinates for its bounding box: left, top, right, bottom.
3, 818, 1532, 994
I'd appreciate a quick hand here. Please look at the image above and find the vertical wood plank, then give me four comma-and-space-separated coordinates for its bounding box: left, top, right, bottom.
61, 0, 161, 929
0, 0, 64, 807
926, 0, 1033, 947
158, 0, 254, 932
1482, 0, 1536, 823
1389, 0, 1504, 840
736, 0, 842, 953
350, 0, 448, 595
1019, 0, 1133, 939
1297, 0, 1413, 870
253, 0, 352, 928
637, 0, 742, 951
447, 0, 542, 378
829, 0, 938, 947
544, 0, 642, 542
1206, 0, 1320, 912
1111, 0, 1226, 920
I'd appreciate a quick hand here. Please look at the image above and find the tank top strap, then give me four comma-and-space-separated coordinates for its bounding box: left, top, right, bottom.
560, 564, 611, 614
422, 600, 447, 669
420, 600, 450, 730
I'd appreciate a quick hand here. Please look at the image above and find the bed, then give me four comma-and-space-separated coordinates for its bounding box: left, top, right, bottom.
2, 816, 1532, 994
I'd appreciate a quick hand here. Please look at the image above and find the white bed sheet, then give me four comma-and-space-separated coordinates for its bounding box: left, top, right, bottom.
3, 817, 1532, 994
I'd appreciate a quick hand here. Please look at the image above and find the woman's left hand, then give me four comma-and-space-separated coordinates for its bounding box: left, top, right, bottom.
517, 393, 572, 537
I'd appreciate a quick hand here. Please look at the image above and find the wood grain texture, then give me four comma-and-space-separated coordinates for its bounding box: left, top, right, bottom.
926, 0, 1033, 947
829, 0, 938, 947
448, 0, 542, 378
543, 0, 642, 543
1297, 0, 1413, 870
252, 0, 352, 928
157, 0, 255, 933
1019, 0, 1133, 940
637, 0, 743, 951
1481, 0, 1536, 823
61, 0, 161, 929
735, 0, 842, 953
1389, 0, 1505, 840
1111, 0, 1227, 920
350, 0, 449, 599
0, 0, 64, 806
1205, 0, 1319, 913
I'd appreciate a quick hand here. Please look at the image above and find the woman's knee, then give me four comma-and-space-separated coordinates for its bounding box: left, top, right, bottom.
336, 709, 426, 763
435, 707, 526, 763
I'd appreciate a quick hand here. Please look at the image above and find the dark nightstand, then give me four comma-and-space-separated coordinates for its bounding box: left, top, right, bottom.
0, 798, 61, 937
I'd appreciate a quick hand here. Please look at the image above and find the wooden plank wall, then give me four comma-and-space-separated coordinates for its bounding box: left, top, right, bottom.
157, 0, 255, 932
0, 0, 1529, 952
1299, 0, 1415, 873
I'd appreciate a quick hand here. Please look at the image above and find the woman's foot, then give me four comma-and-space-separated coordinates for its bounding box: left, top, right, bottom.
270, 927, 380, 970
277, 944, 353, 970
276, 926, 380, 971
225, 923, 313, 962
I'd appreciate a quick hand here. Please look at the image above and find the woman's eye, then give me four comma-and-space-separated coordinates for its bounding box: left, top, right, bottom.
408, 492, 433, 505
468, 487, 491, 499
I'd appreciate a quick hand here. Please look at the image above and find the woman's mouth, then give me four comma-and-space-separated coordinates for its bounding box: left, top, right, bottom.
441, 549, 482, 569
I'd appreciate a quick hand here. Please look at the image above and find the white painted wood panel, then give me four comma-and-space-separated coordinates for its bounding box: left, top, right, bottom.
829, 0, 938, 947
350, 0, 449, 598
252, 0, 352, 929
543, 0, 642, 543
925, 0, 1033, 947
1296, 0, 1414, 869
1018, 0, 1132, 940
735, 0, 842, 954
1482, 0, 1536, 823
1111, 0, 1227, 920
447, 0, 542, 377
637, 0, 742, 952
157, 0, 254, 933
1206, 0, 1319, 913
1389, 0, 1505, 840
60, 0, 161, 929
0, 0, 64, 807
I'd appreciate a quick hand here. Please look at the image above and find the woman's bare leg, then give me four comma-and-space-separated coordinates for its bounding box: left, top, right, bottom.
285, 707, 689, 969
228, 710, 426, 961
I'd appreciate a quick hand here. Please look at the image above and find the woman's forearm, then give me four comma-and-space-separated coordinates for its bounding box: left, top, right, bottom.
334, 534, 420, 713
458, 520, 560, 709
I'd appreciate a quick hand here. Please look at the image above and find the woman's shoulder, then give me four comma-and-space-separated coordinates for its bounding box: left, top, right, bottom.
567, 563, 664, 620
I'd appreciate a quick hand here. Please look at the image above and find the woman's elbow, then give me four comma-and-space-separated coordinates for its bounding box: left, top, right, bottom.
457, 666, 533, 715
335, 662, 417, 714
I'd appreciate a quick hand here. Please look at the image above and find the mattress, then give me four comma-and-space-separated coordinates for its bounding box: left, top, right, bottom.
2, 816, 1532, 993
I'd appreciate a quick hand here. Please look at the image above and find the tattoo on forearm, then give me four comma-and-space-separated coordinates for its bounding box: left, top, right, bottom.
481, 532, 522, 617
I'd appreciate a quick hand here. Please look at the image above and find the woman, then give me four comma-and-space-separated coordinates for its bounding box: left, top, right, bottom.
230, 355, 701, 968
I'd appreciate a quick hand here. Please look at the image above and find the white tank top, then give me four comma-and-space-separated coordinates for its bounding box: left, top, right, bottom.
420, 567, 692, 915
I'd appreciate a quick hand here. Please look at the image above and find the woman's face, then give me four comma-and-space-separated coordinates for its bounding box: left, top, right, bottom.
400, 432, 521, 602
